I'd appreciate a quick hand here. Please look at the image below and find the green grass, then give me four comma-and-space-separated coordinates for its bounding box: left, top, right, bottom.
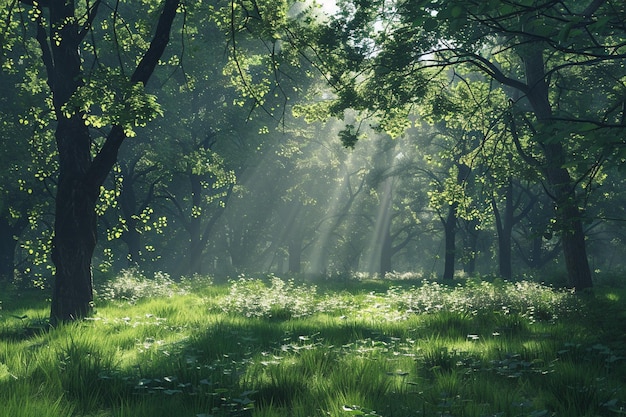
1, 272, 625, 416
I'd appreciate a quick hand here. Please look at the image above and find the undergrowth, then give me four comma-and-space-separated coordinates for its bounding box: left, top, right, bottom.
0, 271, 624, 417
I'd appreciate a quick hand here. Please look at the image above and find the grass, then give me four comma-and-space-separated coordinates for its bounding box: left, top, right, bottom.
0, 271, 625, 416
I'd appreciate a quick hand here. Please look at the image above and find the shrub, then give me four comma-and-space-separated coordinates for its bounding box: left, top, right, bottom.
219, 275, 317, 319
386, 279, 581, 322
96, 269, 184, 304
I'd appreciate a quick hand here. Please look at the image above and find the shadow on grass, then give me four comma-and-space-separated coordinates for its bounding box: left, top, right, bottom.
1, 282, 625, 417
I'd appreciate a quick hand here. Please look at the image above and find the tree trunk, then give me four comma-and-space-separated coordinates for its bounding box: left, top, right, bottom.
543, 149, 592, 289
442, 162, 469, 282
379, 222, 393, 276
442, 202, 457, 282
492, 180, 513, 280
121, 220, 143, 266
288, 236, 302, 273
497, 225, 513, 280
522, 47, 593, 290
50, 160, 98, 324
0, 217, 23, 283
119, 167, 143, 265
462, 219, 479, 275
46, 0, 97, 324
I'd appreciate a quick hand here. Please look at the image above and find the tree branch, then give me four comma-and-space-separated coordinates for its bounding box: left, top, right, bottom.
507, 109, 541, 168
34, 15, 54, 91
78, 0, 102, 42
87, 0, 180, 189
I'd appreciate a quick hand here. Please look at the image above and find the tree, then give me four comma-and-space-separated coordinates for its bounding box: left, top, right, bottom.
7, 0, 180, 323
0, 39, 55, 284
289, 0, 626, 289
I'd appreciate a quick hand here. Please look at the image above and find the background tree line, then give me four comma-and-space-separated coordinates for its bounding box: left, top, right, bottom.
1, 0, 626, 322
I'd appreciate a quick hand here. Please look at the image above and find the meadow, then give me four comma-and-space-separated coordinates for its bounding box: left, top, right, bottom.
0, 271, 625, 417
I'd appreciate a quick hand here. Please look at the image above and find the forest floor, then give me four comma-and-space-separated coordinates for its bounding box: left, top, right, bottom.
1, 271, 625, 417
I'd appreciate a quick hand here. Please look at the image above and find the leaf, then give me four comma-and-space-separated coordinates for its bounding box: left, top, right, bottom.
422, 17, 438, 32
342, 405, 366, 415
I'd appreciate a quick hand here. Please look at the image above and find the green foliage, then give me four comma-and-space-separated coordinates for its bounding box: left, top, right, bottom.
96, 269, 185, 304
386, 279, 581, 322
65, 68, 163, 137
220, 275, 318, 319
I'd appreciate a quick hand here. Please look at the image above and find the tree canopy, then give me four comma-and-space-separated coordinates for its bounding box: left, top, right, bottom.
2, 0, 626, 322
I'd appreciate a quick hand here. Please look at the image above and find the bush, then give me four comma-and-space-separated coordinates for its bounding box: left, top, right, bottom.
219, 275, 317, 319
386, 279, 581, 322
96, 269, 184, 304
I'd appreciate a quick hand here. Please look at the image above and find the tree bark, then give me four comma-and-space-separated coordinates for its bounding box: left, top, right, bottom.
543, 148, 592, 289
50, 157, 98, 323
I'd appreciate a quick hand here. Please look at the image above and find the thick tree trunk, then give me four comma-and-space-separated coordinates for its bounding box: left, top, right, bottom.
50, 164, 98, 324
50, 112, 97, 324
188, 242, 204, 275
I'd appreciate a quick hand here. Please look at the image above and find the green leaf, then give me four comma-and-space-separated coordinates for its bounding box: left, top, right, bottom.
423, 17, 438, 32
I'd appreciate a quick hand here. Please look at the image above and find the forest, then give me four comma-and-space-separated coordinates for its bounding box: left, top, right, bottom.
1, 0, 626, 416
